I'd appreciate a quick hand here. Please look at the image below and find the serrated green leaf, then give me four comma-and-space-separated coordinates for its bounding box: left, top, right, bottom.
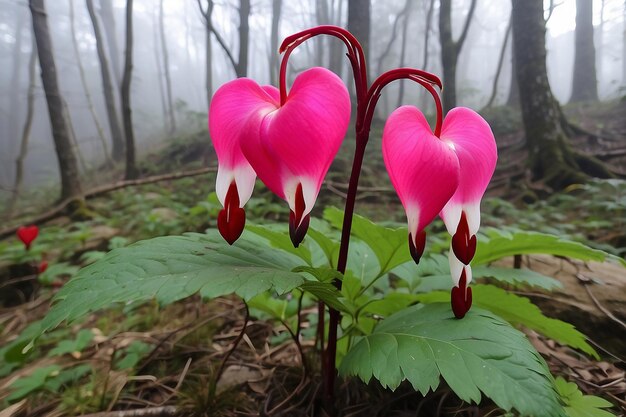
324, 207, 410, 275
340, 304, 565, 417
415, 285, 597, 358
293, 266, 342, 283
39, 231, 306, 336
474, 230, 626, 267
38, 262, 80, 285
247, 224, 312, 265
555, 377, 614, 417
307, 226, 339, 268
473, 266, 563, 290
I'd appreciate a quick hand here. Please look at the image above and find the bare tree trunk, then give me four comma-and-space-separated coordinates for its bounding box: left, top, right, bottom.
486, 15, 512, 108
62, 98, 88, 174
99, 0, 121, 87
122, 0, 137, 180
570, 0, 598, 102
347, 0, 370, 77
269, 0, 281, 85
70, 0, 112, 167
151, 8, 168, 131
86, 0, 125, 161
328, 0, 344, 78
7, 36, 38, 216
396, 0, 413, 107
7, 8, 26, 164
512, 0, 607, 190
507, 52, 519, 107
159, 0, 176, 134
236, 0, 250, 77
623, 0, 626, 91
197, 0, 215, 107
29, 0, 83, 200
438, 0, 477, 112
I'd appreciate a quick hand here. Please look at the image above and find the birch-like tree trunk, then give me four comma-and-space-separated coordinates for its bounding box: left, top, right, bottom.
269, 0, 282, 85
570, 0, 598, 102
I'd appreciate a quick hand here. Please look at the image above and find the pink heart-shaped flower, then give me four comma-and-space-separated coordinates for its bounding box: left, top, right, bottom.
210, 67, 350, 246
382, 106, 460, 263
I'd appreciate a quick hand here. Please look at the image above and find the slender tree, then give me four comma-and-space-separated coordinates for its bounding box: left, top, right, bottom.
512, 0, 608, 189
269, 0, 282, 85
69, 0, 112, 166
197, 0, 214, 108
99, 0, 121, 87
347, 0, 370, 74
328, 0, 344, 78
570, 0, 598, 102
122, 0, 137, 180
29, 0, 82, 200
486, 14, 512, 108
7, 8, 26, 164
438, 0, 477, 112
86, 0, 125, 161
396, 0, 414, 107
237, 0, 250, 77
152, 7, 169, 127
159, 0, 176, 133
7, 36, 38, 215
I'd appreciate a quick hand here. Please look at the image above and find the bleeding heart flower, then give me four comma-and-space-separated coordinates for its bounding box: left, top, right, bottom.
209, 80, 279, 244
17, 225, 39, 250
382, 106, 460, 264
210, 67, 350, 247
439, 107, 497, 318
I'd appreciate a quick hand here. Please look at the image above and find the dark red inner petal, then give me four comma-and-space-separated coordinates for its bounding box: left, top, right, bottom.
451, 268, 472, 319
218, 182, 246, 245
408, 230, 427, 264
289, 183, 309, 247
451, 211, 477, 265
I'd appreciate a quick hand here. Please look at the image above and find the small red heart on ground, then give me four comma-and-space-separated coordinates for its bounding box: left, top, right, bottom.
38, 260, 48, 274
17, 225, 39, 250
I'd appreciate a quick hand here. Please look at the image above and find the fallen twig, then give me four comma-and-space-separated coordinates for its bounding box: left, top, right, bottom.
79, 406, 180, 417
0, 167, 216, 241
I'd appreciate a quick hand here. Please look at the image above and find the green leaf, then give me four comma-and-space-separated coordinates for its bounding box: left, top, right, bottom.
7, 365, 61, 402
340, 304, 565, 417
44, 364, 92, 391
115, 341, 153, 370
415, 285, 597, 358
39, 231, 306, 336
247, 224, 312, 265
473, 266, 563, 290
48, 329, 94, 357
307, 225, 340, 268
555, 377, 614, 417
38, 262, 80, 285
324, 207, 410, 275
300, 281, 349, 313
293, 266, 342, 283
474, 230, 626, 267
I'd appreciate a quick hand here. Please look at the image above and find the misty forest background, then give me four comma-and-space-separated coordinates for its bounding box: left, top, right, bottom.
0, 0, 626, 416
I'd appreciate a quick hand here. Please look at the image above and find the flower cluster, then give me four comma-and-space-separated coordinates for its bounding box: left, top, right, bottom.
208, 26, 497, 319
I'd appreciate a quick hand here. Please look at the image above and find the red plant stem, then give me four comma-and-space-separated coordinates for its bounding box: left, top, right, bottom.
277, 25, 444, 405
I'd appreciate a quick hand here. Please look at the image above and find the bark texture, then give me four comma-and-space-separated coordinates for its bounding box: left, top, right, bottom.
512, 0, 600, 189
99, 0, 121, 87
29, 0, 82, 200
122, 0, 137, 180
236, 0, 250, 77
570, 0, 598, 102
86, 0, 125, 161
197, 0, 214, 107
438, 0, 477, 113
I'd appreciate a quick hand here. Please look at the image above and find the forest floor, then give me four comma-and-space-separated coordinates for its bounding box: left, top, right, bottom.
0, 100, 625, 416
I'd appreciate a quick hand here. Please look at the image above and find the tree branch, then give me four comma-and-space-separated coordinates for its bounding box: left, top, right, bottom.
455, 0, 477, 56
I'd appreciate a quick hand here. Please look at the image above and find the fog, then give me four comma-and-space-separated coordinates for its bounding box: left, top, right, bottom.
0, 0, 624, 195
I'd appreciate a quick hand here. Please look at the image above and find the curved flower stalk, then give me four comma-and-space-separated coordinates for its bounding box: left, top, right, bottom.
383, 103, 497, 318
209, 68, 350, 246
